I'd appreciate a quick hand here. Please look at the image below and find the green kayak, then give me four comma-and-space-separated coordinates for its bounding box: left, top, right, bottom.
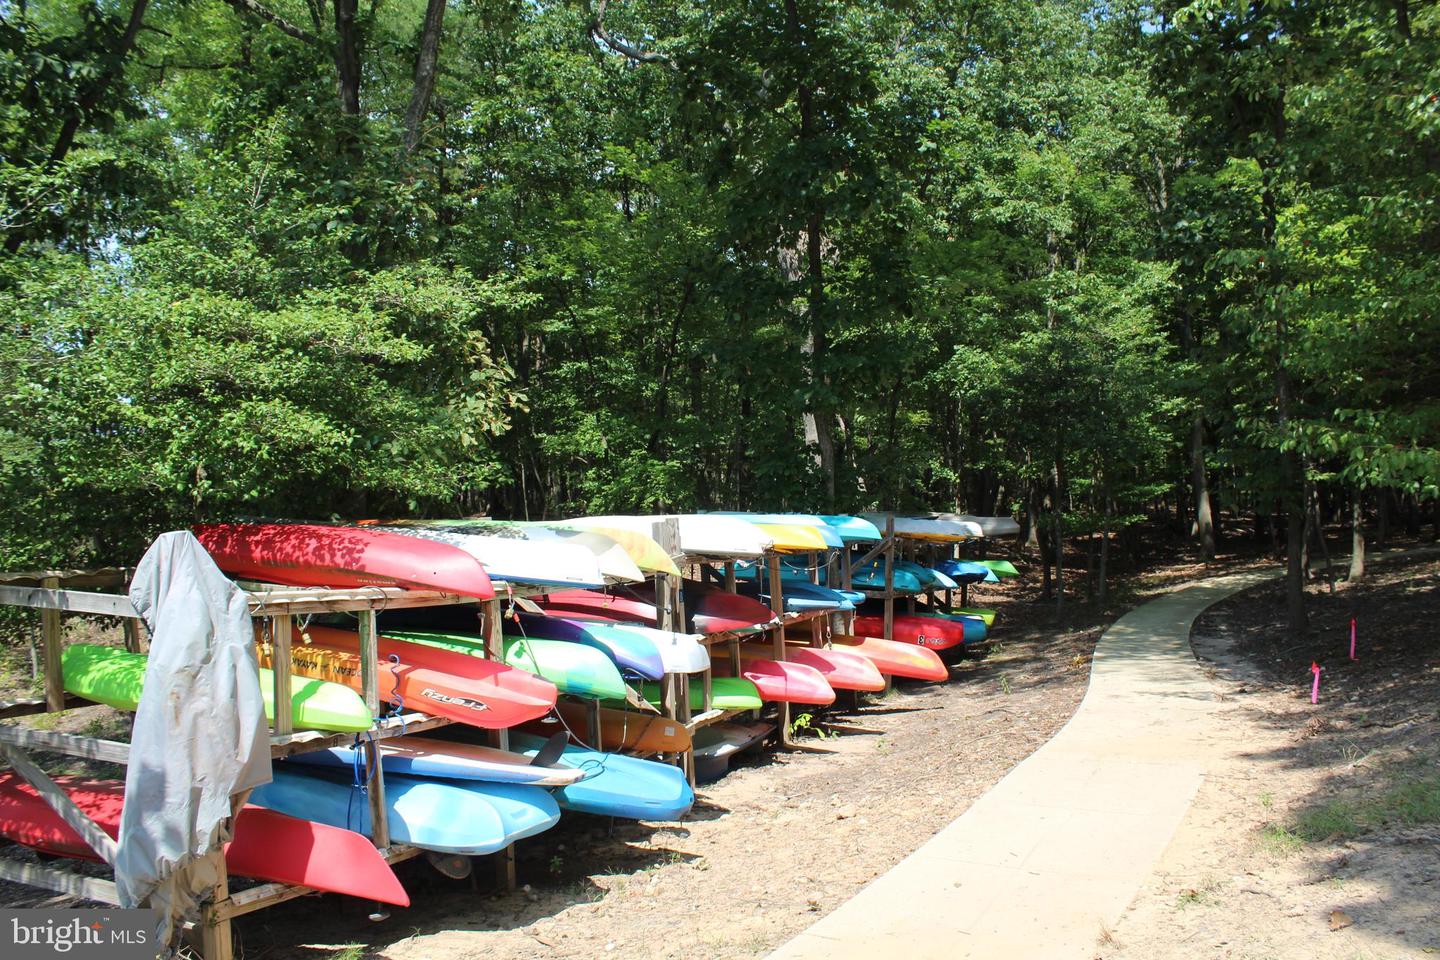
977, 560, 1020, 578
954, 607, 997, 626
385, 630, 628, 701
631, 677, 764, 711
61, 643, 371, 733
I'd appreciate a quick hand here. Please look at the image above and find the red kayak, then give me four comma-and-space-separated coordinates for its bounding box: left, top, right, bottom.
539, 587, 774, 635
853, 614, 968, 652
722, 643, 885, 692
0, 773, 410, 906
828, 634, 949, 682
267, 624, 556, 729
709, 653, 834, 704
195, 522, 494, 598
536, 590, 657, 625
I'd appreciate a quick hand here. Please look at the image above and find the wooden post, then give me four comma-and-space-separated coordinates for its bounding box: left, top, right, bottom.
41, 576, 64, 712
269, 615, 293, 736
768, 553, 790, 746
480, 597, 515, 891
357, 608, 390, 849
199, 851, 234, 960
808, 552, 823, 648
122, 618, 143, 654
883, 515, 895, 644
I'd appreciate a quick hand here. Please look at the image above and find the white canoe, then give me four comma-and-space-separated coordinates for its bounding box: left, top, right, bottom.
386, 520, 644, 583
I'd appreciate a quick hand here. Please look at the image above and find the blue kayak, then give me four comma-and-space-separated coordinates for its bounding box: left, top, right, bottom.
513, 612, 665, 679
253, 764, 560, 854
737, 579, 853, 612
509, 732, 694, 821
936, 559, 1001, 584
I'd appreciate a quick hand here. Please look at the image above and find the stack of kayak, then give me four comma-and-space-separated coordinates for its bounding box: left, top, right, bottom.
13, 510, 1022, 911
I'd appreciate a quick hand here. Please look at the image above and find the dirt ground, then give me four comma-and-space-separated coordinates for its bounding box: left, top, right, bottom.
1103, 551, 1440, 960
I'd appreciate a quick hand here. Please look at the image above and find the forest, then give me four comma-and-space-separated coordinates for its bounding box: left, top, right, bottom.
1, 0, 1437, 632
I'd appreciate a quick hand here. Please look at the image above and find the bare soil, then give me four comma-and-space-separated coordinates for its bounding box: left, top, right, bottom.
1102, 551, 1440, 960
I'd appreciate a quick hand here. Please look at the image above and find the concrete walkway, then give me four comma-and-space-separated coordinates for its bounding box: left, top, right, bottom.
768, 569, 1279, 960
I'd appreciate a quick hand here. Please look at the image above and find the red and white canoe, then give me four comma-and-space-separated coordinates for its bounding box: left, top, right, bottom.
194, 522, 494, 598
0, 772, 410, 906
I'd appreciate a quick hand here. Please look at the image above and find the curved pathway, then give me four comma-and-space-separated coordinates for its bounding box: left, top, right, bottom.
768, 568, 1279, 960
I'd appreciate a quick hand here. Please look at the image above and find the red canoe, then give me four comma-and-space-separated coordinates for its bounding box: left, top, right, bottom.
853, 614, 968, 652
536, 590, 657, 625
722, 643, 886, 692
0, 772, 410, 906
828, 634, 949, 682
267, 624, 556, 729
195, 522, 495, 598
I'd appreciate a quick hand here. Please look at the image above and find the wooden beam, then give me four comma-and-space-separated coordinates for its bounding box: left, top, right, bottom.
0, 725, 130, 764
0, 568, 131, 589
268, 711, 450, 758
883, 515, 895, 644
0, 584, 138, 618
0, 694, 87, 720
198, 848, 234, 960
0, 858, 120, 904
41, 577, 65, 713
0, 744, 118, 865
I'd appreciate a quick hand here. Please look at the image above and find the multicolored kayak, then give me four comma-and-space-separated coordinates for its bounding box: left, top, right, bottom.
253, 765, 558, 854
561, 515, 773, 558
558, 619, 710, 675
193, 522, 494, 597
510, 733, 694, 820
0, 773, 410, 905
286, 735, 586, 786
520, 703, 692, 753
379, 629, 628, 701
416, 519, 645, 583
262, 625, 557, 729
63, 642, 372, 733
530, 520, 679, 576
725, 643, 886, 692
908, 611, 989, 641
511, 613, 666, 679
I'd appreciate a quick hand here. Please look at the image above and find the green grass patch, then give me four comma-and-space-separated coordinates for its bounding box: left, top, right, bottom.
1288, 773, 1440, 842
1258, 822, 1303, 855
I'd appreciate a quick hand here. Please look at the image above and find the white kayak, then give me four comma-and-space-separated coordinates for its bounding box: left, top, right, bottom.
374, 525, 612, 588
860, 514, 986, 542
928, 513, 1022, 538
565, 515, 774, 558
287, 735, 588, 786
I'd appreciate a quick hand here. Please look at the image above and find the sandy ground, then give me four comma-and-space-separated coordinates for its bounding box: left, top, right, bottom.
1102, 554, 1440, 960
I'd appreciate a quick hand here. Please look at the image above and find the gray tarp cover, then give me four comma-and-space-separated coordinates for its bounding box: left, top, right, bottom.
117, 531, 271, 946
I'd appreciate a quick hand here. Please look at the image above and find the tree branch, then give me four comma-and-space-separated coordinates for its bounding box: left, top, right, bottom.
589, 0, 674, 68
220, 0, 320, 45
402, 0, 447, 154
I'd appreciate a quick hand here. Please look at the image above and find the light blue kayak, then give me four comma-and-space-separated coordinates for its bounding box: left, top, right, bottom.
253, 765, 560, 854
510, 732, 694, 821
737, 579, 854, 612
513, 612, 665, 679
818, 515, 883, 543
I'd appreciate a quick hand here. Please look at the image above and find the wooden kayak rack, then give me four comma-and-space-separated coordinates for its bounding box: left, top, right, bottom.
0, 566, 549, 960
0, 514, 989, 957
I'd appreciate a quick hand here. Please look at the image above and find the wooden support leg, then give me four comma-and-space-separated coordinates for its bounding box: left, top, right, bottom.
199, 852, 234, 960
493, 844, 517, 894
41, 576, 64, 713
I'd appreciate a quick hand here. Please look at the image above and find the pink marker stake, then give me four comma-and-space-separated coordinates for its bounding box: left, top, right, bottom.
1310, 662, 1321, 704
1349, 618, 1357, 661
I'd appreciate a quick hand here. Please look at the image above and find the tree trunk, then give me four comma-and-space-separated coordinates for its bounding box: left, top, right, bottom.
1191, 411, 1216, 559
1052, 458, 1064, 612
1348, 489, 1365, 581
402, 0, 447, 154
1098, 487, 1112, 608
333, 0, 363, 116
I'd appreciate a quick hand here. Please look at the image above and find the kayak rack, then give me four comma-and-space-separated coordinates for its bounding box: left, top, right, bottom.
0, 567, 535, 960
